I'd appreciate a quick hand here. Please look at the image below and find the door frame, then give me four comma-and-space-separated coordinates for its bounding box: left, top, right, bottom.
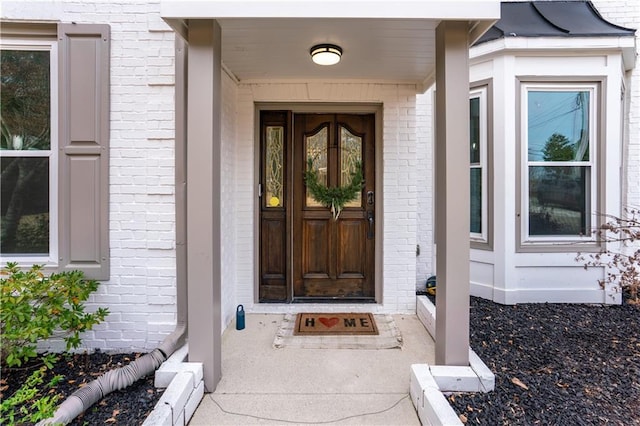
254, 102, 384, 304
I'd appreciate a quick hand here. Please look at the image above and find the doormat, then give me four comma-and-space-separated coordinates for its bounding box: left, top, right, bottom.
294, 313, 378, 335
274, 314, 403, 349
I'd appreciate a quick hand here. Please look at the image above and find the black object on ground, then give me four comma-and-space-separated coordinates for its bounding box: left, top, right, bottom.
448, 296, 640, 425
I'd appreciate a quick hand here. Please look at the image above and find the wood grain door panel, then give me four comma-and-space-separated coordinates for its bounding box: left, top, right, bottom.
302, 218, 331, 277
337, 218, 366, 277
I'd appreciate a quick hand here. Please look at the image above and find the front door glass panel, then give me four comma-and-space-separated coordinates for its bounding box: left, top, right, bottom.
305, 126, 328, 207
340, 126, 362, 208
265, 126, 284, 208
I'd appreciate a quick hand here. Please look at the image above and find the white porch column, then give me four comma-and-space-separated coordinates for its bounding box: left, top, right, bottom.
434, 20, 470, 366
186, 19, 223, 391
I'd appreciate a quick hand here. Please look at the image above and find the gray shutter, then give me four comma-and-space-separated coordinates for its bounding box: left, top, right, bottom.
58, 24, 110, 280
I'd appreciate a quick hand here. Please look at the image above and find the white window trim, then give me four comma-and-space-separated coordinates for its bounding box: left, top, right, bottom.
470, 86, 488, 244
0, 40, 59, 265
520, 82, 597, 246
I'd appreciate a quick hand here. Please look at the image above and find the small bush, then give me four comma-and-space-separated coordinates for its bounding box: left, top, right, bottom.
577, 208, 640, 303
0, 362, 63, 425
0, 262, 109, 367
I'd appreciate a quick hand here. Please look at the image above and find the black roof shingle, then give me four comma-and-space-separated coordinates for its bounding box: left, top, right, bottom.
475, 1, 636, 45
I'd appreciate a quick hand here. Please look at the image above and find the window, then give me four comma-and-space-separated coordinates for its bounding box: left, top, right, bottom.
470, 86, 488, 243
1, 42, 58, 263
469, 82, 492, 249
0, 23, 110, 279
521, 83, 597, 245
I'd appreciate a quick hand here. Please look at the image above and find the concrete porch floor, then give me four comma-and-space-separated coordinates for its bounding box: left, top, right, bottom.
189, 313, 436, 425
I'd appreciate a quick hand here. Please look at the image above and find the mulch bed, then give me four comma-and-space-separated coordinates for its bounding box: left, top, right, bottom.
3, 296, 639, 425
1, 351, 163, 426
445, 296, 640, 425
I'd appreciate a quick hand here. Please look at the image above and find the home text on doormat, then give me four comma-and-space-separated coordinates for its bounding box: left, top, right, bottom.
294, 313, 379, 335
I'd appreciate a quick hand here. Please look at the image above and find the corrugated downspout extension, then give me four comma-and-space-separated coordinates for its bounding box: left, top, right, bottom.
36, 327, 186, 426
38, 349, 158, 425
158, 323, 187, 361
38, 349, 165, 425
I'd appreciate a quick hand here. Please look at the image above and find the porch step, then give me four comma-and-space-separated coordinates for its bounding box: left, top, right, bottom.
143, 344, 204, 426
416, 296, 495, 392
410, 296, 496, 425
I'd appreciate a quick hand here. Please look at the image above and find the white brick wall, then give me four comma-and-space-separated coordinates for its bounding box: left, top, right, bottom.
416, 89, 435, 289
2, 0, 179, 352
591, 0, 640, 265
221, 72, 239, 330
233, 85, 256, 320
591, 0, 640, 210
381, 85, 420, 312
235, 82, 419, 314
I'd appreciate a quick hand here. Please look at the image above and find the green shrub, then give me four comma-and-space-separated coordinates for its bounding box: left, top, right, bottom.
0, 262, 109, 367
0, 363, 63, 425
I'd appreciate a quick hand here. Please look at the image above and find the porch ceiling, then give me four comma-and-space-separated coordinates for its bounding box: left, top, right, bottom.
218, 18, 437, 84
161, 1, 500, 89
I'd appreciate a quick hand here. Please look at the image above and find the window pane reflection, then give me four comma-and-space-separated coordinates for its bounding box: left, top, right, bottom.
470, 168, 482, 234
1, 50, 51, 151
1, 157, 50, 254
470, 97, 480, 164
528, 91, 589, 162
528, 166, 589, 236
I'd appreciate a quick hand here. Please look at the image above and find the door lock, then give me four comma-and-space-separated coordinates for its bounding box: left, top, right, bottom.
367, 191, 374, 206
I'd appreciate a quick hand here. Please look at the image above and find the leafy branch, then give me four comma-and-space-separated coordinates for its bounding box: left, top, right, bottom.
576, 207, 640, 303
304, 158, 363, 220
1, 263, 109, 367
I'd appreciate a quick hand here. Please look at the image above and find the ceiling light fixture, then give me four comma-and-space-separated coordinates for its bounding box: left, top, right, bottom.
310, 44, 342, 66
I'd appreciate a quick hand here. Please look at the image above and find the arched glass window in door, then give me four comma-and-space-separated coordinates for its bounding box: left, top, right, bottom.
305, 126, 328, 207
340, 126, 362, 208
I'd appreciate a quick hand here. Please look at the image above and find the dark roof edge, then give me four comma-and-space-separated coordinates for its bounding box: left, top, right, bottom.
531, 2, 570, 34
475, 1, 636, 46
584, 0, 637, 34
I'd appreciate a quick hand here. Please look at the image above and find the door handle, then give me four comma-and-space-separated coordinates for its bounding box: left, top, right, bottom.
367, 211, 374, 239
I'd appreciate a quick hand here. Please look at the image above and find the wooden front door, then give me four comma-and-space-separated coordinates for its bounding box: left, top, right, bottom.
258, 112, 376, 302
293, 114, 375, 301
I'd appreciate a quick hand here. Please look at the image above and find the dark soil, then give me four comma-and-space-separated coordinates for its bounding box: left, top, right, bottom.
446, 296, 640, 425
1, 351, 163, 426
3, 296, 639, 425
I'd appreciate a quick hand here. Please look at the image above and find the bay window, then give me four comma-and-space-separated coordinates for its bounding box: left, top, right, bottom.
521, 83, 597, 246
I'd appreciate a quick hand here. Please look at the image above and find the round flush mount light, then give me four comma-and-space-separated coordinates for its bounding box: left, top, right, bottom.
310, 44, 343, 66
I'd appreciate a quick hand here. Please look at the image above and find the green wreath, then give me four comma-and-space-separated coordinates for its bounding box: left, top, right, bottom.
304, 158, 364, 220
